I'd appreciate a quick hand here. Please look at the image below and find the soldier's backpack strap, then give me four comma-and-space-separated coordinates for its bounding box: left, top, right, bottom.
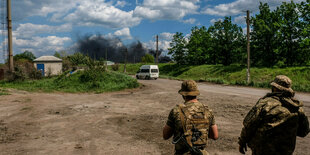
178, 104, 195, 147
177, 104, 187, 134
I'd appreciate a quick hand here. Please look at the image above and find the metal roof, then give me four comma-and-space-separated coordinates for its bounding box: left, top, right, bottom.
33, 56, 62, 62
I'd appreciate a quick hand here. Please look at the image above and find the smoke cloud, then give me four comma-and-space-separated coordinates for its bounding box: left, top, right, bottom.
75, 33, 171, 63
76, 34, 148, 63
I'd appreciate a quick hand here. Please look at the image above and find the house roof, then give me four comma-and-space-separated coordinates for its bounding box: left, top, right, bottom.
33, 56, 62, 62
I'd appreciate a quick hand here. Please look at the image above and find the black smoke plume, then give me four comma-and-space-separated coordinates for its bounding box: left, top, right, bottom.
76, 34, 149, 63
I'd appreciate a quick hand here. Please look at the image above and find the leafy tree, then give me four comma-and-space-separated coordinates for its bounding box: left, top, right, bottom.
54, 52, 61, 58
276, 1, 303, 66
141, 54, 154, 63
54, 51, 68, 59
298, 0, 310, 65
13, 51, 36, 61
68, 52, 92, 66
168, 32, 188, 64
208, 17, 245, 65
186, 26, 212, 65
251, 3, 281, 67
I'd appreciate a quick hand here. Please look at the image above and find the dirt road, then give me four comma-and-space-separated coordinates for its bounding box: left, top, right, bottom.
0, 78, 309, 155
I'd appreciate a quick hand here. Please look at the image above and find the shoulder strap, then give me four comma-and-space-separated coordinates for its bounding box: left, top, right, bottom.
178, 104, 195, 147
178, 104, 186, 133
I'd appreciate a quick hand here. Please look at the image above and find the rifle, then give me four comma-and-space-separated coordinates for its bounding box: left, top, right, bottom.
172, 134, 203, 155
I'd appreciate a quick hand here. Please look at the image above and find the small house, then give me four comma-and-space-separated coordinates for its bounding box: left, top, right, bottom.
33, 56, 62, 76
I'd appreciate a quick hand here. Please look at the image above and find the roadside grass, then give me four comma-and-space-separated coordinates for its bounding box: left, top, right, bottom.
0, 70, 139, 93
117, 63, 310, 92
0, 88, 9, 95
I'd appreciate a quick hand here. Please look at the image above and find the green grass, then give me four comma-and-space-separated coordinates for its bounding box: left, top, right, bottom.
116, 63, 310, 92
0, 70, 139, 93
0, 88, 9, 95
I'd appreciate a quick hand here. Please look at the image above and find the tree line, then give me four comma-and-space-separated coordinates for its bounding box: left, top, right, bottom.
168, 1, 310, 67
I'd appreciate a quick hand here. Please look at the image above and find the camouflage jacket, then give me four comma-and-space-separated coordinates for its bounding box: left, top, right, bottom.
166, 101, 215, 154
239, 93, 310, 155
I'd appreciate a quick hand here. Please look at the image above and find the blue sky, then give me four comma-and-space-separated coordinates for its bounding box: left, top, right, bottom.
0, 0, 306, 62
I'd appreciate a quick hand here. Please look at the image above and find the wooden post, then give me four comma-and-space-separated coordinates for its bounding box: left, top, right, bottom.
246, 10, 251, 84
156, 35, 158, 64
124, 48, 127, 73
7, 0, 13, 71
105, 48, 108, 71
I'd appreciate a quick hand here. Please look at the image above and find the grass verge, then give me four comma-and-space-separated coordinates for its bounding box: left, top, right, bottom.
0, 88, 9, 95
0, 70, 139, 93
116, 63, 310, 92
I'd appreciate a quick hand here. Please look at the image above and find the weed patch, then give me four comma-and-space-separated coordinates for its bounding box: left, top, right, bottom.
0, 70, 139, 93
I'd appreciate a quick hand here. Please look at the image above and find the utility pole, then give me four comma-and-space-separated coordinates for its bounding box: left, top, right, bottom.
7, 0, 13, 71
246, 10, 251, 84
156, 35, 158, 64
123, 48, 127, 73
105, 48, 108, 70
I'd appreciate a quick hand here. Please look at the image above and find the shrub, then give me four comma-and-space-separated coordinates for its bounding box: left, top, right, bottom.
111, 64, 119, 71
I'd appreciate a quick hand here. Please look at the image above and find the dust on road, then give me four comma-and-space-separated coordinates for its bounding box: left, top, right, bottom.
0, 78, 309, 155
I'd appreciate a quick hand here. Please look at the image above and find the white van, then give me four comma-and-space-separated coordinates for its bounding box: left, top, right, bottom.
136, 65, 159, 80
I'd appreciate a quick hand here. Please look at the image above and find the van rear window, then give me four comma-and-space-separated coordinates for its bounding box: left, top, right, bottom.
140, 69, 150, 73
151, 69, 158, 73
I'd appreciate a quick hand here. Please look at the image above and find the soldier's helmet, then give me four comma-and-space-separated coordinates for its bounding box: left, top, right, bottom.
178, 80, 200, 96
270, 75, 294, 94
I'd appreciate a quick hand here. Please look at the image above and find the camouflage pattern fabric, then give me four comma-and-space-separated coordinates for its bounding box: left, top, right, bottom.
239, 93, 310, 155
167, 101, 215, 155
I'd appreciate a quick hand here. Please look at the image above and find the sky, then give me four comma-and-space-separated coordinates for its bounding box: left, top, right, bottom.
0, 0, 306, 63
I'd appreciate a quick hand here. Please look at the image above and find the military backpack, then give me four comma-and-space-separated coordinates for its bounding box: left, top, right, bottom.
178, 102, 212, 147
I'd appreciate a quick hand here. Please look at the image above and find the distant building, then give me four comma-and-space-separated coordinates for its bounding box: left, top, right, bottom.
33, 56, 62, 76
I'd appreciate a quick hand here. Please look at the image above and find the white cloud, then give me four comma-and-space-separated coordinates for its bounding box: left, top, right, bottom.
202, 0, 306, 16
133, 6, 162, 20
145, 32, 177, 51
210, 18, 222, 24
182, 18, 196, 24
114, 28, 132, 39
234, 15, 246, 25
14, 23, 72, 38
242, 27, 252, 35
145, 40, 171, 52
115, 1, 127, 7
63, 0, 142, 28
13, 36, 72, 56
1, 23, 73, 57
12, 0, 141, 29
12, 0, 78, 20
133, 0, 200, 20
159, 32, 174, 40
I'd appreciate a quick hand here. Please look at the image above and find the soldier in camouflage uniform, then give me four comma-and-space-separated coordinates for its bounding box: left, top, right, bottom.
163, 80, 218, 155
239, 75, 310, 155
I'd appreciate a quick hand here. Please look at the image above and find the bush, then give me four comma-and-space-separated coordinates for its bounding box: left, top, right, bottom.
111, 64, 119, 71
5, 60, 37, 81
29, 69, 42, 79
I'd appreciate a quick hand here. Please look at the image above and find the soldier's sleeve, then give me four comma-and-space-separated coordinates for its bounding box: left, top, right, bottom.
239, 99, 265, 145
166, 107, 176, 129
297, 107, 310, 137
209, 110, 216, 126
